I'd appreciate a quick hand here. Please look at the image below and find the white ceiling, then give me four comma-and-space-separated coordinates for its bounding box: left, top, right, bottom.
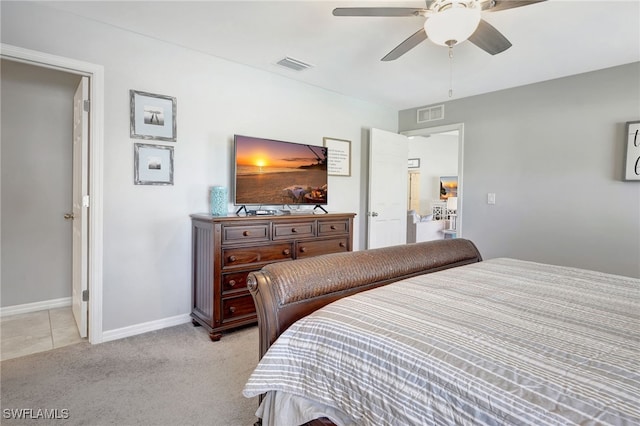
41, 0, 640, 110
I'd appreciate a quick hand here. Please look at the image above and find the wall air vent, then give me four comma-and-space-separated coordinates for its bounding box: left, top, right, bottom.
276, 56, 313, 72
416, 104, 444, 123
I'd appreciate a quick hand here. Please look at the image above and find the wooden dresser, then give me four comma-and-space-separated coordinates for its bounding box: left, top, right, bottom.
190, 213, 355, 340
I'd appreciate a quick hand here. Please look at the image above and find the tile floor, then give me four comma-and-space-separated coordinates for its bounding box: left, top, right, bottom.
1, 307, 85, 361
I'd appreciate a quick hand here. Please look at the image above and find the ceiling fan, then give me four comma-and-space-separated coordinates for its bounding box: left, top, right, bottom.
333, 0, 546, 61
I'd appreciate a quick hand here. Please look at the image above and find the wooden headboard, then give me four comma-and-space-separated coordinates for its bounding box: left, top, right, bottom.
247, 239, 482, 358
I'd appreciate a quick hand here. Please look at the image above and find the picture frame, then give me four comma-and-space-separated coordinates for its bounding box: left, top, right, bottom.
134, 143, 174, 185
624, 120, 640, 181
323, 137, 351, 177
440, 176, 458, 200
130, 90, 177, 142
408, 158, 421, 168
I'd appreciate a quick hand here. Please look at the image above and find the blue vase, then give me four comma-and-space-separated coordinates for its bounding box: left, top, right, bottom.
210, 186, 228, 216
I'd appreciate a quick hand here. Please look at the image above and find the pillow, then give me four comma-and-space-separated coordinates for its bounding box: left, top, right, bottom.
420, 214, 434, 222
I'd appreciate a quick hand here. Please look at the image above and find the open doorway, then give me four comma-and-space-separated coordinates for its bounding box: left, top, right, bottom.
0, 60, 86, 360
367, 125, 463, 249
403, 124, 464, 237
1, 44, 104, 346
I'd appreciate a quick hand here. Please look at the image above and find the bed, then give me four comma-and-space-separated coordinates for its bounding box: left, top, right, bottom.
243, 239, 640, 426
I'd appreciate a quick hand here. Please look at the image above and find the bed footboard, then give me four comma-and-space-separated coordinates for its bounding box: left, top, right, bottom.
247, 239, 482, 358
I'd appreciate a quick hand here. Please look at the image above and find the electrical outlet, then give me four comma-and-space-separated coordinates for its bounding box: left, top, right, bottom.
488, 193, 496, 205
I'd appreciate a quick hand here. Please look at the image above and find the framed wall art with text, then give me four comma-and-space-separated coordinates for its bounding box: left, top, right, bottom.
624, 120, 640, 181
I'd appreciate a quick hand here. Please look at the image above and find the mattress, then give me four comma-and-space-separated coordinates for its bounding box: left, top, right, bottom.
243, 258, 640, 425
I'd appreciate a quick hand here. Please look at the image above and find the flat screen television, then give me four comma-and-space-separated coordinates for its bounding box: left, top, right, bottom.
233, 135, 328, 208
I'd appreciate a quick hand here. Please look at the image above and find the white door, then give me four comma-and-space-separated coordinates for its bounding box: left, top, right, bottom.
367, 128, 409, 249
72, 77, 89, 338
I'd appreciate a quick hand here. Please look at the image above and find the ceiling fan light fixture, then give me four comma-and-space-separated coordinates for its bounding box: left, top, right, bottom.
424, 1, 481, 47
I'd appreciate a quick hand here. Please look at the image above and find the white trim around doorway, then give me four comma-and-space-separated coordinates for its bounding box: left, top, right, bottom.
1, 43, 104, 344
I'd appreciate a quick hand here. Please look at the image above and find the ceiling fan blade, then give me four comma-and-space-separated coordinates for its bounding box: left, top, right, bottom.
483, 0, 546, 12
381, 28, 428, 61
468, 19, 512, 55
332, 8, 426, 17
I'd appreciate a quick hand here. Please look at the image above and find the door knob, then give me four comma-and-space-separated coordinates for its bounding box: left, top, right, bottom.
370, 212, 379, 217
64, 213, 75, 220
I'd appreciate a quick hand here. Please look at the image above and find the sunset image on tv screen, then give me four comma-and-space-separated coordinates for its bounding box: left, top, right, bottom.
234, 135, 328, 205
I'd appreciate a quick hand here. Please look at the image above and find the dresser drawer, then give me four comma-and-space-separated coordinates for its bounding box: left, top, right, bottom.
222, 224, 269, 244
296, 238, 349, 258
222, 271, 254, 293
318, 219, 350, 236
223, 243, 293, 268
273, 221, 315, 239
191, 212, 354, 341
221, 294, 256, 323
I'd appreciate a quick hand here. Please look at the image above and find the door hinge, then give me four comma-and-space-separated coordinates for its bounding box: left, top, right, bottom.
83, 100, 90, 112
82, 289, 89, 302
82, 195, 90, 208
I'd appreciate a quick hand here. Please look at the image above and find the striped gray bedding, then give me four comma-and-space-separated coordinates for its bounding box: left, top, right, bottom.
243, 258, 640, 425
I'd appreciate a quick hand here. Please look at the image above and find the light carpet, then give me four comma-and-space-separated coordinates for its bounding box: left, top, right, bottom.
0, 323, 259, 425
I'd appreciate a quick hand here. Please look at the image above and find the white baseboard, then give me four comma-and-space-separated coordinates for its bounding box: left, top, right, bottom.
0, 297, 72, 317
1, 301, 191, 343
101, 313, 192, 343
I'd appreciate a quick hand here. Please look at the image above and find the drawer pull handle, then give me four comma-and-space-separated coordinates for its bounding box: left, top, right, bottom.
330, 225, 337, 230
291, 228, 297, 233
228, 255, 237, 262
229, 306, 236, 313
283, 249, 291, 255
228, 279, 236, 287
243, 231, 250, 237
300, 247, 307, 253
339, 242, 346, 248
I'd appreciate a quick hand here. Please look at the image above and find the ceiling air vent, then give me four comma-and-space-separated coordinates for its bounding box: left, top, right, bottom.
276, 56, 313, 72
416, 104, 444, 123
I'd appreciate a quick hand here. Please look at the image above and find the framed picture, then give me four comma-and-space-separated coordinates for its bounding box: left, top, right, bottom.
440, 176, 458, 200
134, 143, 174, 185
323, 137, 351, 176
408, 158, 420, 168
130, 90, 176, 142
624, 120, 640, 181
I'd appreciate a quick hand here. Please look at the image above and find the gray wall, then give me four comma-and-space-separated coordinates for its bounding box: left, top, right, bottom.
1, 60, 81, 306
400, 63, 640, 278
1, 2, 397, 331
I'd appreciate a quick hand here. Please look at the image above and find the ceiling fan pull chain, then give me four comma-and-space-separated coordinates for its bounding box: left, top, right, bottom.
448, 46, 454, 98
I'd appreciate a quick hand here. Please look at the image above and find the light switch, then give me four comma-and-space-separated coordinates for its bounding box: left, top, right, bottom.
488, 193, 496, 205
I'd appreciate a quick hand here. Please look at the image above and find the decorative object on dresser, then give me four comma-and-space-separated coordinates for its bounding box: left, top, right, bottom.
209, 186, 228, 216
190, 213, 355, 341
